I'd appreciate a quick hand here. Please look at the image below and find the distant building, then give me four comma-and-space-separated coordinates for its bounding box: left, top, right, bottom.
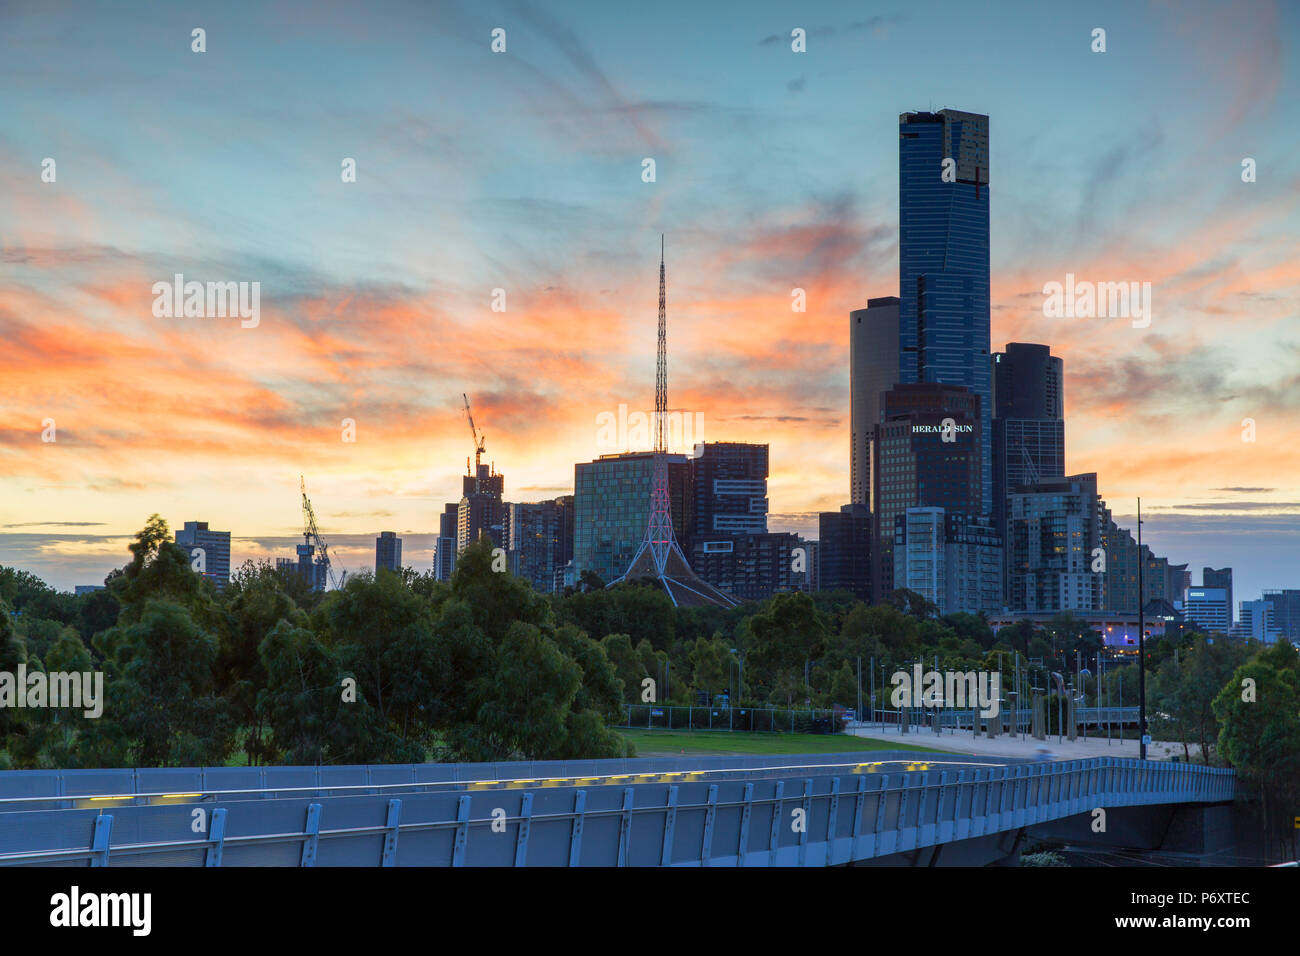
375, 531, 402, 574
1167, 563, 1191, 610
433, 503, 458, 581
74, 585, 105, 596
1184, 587, 1230, 634
174, 520, 231, 591
818, 503, 871, 600
683, 443, 794, 601
850, 296, 900, 507
893, 507, 1002, 615
574, 451, 690, 585
1202, 568, 1233, 627
899, 108, 992, 515
872, 382, 982, 598
507, 496, 573, 594
1237, 599, 1281, 643
1262, 589, 1300, 639
1005, 474, 1103, 614
458, 464, 505, 553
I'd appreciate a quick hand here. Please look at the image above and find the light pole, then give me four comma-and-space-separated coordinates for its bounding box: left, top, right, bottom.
1137, 497, 1148, 760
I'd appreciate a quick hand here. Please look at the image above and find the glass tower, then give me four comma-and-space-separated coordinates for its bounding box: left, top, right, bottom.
898, 109, 992, 515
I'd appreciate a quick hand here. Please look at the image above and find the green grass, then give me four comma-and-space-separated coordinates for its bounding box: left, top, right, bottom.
617, 728, 940, 756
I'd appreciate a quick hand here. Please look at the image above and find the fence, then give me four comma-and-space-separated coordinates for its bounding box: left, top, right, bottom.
618, 704, 846, 734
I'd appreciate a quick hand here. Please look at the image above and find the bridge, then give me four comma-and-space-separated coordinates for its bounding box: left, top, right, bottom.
0, 752, 1234, 867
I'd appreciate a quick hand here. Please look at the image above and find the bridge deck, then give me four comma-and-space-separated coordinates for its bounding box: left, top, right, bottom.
0, 753, 1234, 867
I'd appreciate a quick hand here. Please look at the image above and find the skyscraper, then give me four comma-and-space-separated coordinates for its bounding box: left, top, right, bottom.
575, 451, 691, 585
898, 109, 992, 514
818, 504, 871, 600
850, 296, 900, 507
507, 497, 573, 594
433, 503, 458, 581
375, 531, 401, 574
174, 520, 231, 591
1203, 567, 1233, 627
871, 382, 983, 598
458, 463, 505, 553
1005, 474, 1104, 613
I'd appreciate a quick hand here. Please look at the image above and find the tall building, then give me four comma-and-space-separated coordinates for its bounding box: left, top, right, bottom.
685, 443, 793, 601
871, 382, 982, 598
1167, 563, 1191, 609
1005, 474, 1104, 613
893, 507, 1002, 615
818, 503, 871, 600
507, 497, 573, 594
375, 531, 402, 574
458, 463, 505, 553
574, 451, 690, 585
1184, 587, 1230, 634
898, 108, 992, 515
850, 296, 900, 507
1262, 589, 1300, 639
1202, 567, 1233, 627
1237, 599, 1281, 643
433, 503, 458, 581
174, 520, 231, 591
990, 343, 1065, 604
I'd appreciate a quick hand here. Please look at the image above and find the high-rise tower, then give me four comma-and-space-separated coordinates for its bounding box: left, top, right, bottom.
611, 238, 738, 608
898, 109, 992, 514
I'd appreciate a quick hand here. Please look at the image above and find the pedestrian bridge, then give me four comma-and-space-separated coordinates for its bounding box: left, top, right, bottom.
0, 751, 1234, 867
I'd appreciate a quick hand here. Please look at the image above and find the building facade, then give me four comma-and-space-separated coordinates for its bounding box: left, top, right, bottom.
375, 531, 402, 574
850, 296, 900, 507
174, 520, 231, 591
574, 452, 690, 585
898, 108, 992, 515
893, 507, 1002, 615
818, 503, 871, 600
1005, 474, 1104, 614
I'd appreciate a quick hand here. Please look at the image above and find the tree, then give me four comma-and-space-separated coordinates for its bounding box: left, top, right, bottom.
1212, 641, 1300, 860
687, 635, 732, 702
88, 600, 233, 767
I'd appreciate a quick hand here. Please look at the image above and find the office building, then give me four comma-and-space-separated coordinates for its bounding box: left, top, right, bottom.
850, 296, 900, 507
1167, 563, 1191, 609
893, 507, 1002, 615
375, 531, 402, 574
507, 496, 573, 594
690, 531, 800, 602
1262, 589, 1300, 639
1005, 474, 1104, 613
174, 520, 231, 591
1203, 568, 1233, 627
1237, 599, 1281, 643
871, 382, 982, 597
818, 503, 871, 600
458, 463, 506, 553
574, 451, 690, 585
1184, 587, 1230, 634
898, 108, 992, 514
433, 503, 458, 581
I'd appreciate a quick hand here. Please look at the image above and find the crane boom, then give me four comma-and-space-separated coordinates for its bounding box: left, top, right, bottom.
462, 393, 486, 471
300, 476, 343, 590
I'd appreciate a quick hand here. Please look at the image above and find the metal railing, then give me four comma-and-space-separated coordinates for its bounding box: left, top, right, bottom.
0, 755, 1235, 867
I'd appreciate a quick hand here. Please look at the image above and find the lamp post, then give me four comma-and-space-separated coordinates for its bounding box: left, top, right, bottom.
1137, 497, 1148, 761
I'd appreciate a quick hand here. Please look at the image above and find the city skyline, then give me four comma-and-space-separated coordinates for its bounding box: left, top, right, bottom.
2, 0, 1299, 604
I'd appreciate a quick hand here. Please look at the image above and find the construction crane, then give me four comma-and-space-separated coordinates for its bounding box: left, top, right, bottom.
300, 476, 344, 590
462, 393, 486, 473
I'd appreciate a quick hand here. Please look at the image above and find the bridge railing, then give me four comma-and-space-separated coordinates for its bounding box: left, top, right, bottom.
0, 756, 1236, 867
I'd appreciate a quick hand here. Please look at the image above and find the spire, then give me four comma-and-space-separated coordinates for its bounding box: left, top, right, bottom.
609, 235, 738, 609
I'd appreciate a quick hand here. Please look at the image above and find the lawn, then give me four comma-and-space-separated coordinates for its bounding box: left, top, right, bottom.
617, 728, 940, 756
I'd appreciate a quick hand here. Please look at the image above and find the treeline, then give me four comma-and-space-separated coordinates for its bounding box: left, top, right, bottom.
1, 515, 1297, 836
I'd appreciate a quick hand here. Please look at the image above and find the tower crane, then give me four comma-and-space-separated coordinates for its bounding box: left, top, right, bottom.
462, 393, 487, 473
300, 476, 344, 590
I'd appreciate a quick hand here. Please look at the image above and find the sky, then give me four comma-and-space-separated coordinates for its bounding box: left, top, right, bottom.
1, 0, 1298, 605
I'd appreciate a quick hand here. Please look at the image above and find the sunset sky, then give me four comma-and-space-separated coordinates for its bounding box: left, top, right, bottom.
1, 0, 1298, 604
